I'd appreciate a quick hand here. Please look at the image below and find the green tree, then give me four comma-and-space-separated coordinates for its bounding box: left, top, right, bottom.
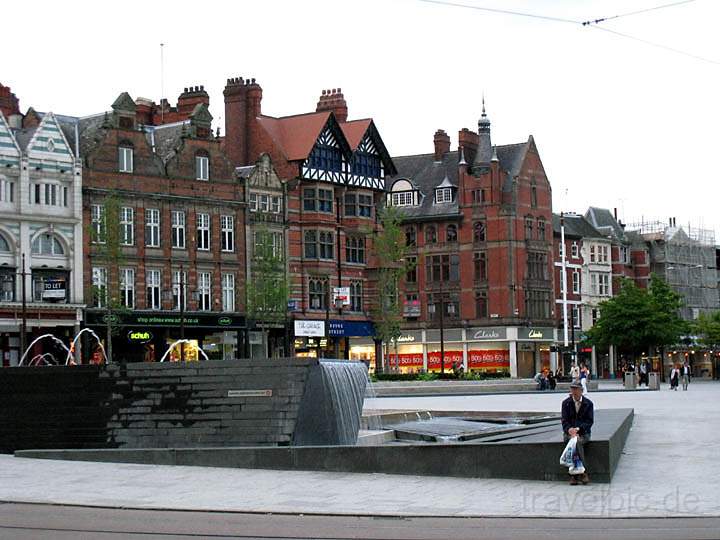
647, 273, 688, 348
693, 311, 720, 348
245, 225, 289, 354
371, 205, 414, 373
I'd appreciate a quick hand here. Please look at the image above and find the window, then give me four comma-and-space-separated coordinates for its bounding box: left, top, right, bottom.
196, 213, 210, 251
146, 269, 161, 310
527, 252, 548, 280
304, 230, 317, 259
474, 251, 487, 281
405, 226, 416, 247
249, 193, 258, 212
222, 273, 235, 312
198, 272, 212, 311
571, 305, 581, 328
271, 196, 281, 213
304, 230, 333, 260
145, 208, 160, 247
254, 230, 283, 259
599, 245, 609, 263
473, 221, 486, 242
92, 267, 107, 308
0, 268, 15, 301
172, 210, 185, 249
537, 219, 546, 241
391, 191, 414, 206
592, 308, 599, 326
446, 224, 457, 243
350, 282, 362, 312
32, 271, 68, 303
435, 187, 453, 203
309, 278, 327, 310
91, 204, 105, 243
620, 246, 629, 264
425, 226, 437, 244
259, 194, 269, 212
0, 235, 10, 252
318, 189, 333, 212
221, 215, 234, 252
353, 152, 381, 178
525, 289, 551, 319
404, 293, 420, 318
525, 218, 533, 240
572, 270, 580, 294
120, 207, 134, 245
120, 268, 135, 308
590, 245, 596, 262
303, 188, 316, 211
571, 242, 580, 258
531, 181, 537, 208
319, 231, 334, 259
0, 179, 15, 203
118, 146, 133, 173
344, 193, 356, 216
471, 189, 485, 204
358, 194, 372, 217
308, 143, 343, 173
345, 236, 366, 264
195, 155, 209, 180
344, 192, 373, 217
591, 273, 610, 296
406, 257, 417, 283
475, 290, 488, 318
426, 254, 459, 282
31, 234, 64, 256
172, 269, 187, 311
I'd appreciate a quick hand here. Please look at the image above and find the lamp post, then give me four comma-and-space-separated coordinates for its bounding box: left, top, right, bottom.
1, 254, 28, 364
428, 278, 446, 375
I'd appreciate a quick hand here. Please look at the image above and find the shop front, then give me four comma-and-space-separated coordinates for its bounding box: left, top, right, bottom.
466, 327, 510, 374
85, 310, 245, 363
292, 319, 376, 366
386, 330, 424, 373
517, 327, 554, 378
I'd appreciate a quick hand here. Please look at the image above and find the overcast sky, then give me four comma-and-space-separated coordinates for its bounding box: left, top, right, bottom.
5, 0, 719, 240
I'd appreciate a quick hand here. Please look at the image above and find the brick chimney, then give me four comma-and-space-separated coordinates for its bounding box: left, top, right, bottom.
433, 129, 450, 161
134, 97, 154, 125
458, 128, 479, 163
224, 76, 249, 166
316, 88, 348, 123
0, 83, 21, 127
177, 85, 210, 116
246, 78, 262, 121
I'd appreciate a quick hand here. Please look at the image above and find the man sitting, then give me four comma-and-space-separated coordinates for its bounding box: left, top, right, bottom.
561, 381, 594, 485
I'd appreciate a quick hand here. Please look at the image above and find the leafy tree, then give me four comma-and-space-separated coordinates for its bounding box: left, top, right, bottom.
693, 311, 720, 348
245, 225, 289, 354
371, 205, 414, 373
647, 273, 688, 348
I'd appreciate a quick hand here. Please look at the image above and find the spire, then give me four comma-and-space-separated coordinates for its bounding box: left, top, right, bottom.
458, 145, 467, 166
473, 94, 492, 169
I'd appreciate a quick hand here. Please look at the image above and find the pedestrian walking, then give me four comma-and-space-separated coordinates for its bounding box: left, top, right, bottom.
570, 362, 580, 383
561, 382, 594, 485
669, 364, 680, 391
579, 363, 589, 395
639, 360, 649, 387
681, 360, 691, 391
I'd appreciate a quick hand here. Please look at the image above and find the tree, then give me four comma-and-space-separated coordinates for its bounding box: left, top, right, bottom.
245, 225, 289, 355
370, 205, 414, 373
693, 311, 720, 348
587, 274, 687, 359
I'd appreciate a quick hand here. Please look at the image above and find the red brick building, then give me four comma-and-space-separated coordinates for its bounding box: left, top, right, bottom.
81, 88, 246, 362
223, 79, 395, 363
387, 105, 555, 377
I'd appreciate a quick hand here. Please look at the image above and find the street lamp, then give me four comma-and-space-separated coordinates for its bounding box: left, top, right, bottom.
428, 279, 449, 375
1, 254, 28, 360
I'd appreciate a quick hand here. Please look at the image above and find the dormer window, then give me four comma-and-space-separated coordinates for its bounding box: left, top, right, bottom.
118, 144, 133, 173
435, 187, 453, 203
391, 191, 415, 206
195, 152, 209, 181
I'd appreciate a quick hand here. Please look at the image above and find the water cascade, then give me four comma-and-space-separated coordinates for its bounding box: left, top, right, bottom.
19, 335, 71, 366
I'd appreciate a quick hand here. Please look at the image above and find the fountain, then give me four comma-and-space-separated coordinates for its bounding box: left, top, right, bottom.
18, 334, 70, 366
159, 339, 210, 362
65, 328, 108, 366
29, 353, 58, 366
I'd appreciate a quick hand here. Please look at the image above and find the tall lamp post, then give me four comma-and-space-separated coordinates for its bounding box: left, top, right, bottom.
2, 254, 28, 361
428, 278, 447, 375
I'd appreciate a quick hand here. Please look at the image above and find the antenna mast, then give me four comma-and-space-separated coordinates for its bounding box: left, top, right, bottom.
160, 43, 165, 123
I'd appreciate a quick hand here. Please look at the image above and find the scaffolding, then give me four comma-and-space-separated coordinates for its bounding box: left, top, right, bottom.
626, 219, 718, 321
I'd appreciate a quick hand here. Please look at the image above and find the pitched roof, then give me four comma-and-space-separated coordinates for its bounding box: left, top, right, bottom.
340, 118, 372, 150
585, 207, 627, 241
256, 111, 331, 161
552, 213, 606, 239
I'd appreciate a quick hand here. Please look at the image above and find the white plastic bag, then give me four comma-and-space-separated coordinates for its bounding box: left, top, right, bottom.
559, 435, 577, 468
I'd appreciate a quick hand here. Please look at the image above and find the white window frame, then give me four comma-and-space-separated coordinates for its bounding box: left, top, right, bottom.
146, 269, 161, 310
92, 267, 107, 308
571, 241, 579, 258
222, 273, 235, 312
572, 270, 580, 294
198, 271, 212, 311
197, 213, 210, 251
120, 207, 134, 246
221, 215, 234, 252
119, 146, 133, 173
145, 208, 160, 247
196, 155, 209, 180
171, 210, 186, 249
259, 194, 269, 212
248, 192, 258, 212
0, 179, 14, 203
91, 204, 105, 243
435, 187, 452, 203
172, 269, 187, 311
391, 191, 414, 207
271, 195, 281, 213
120, 267, 135, 309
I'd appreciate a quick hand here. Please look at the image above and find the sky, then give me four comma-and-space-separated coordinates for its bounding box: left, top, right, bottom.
4, 0, 719, 241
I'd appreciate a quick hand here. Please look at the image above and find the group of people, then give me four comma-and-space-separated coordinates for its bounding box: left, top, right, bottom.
669, 361, 692, 391
535, 362, 590, 393
534, 368, 558, 391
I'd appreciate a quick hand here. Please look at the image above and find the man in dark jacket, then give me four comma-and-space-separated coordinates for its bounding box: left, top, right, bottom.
561, 381, 594, 485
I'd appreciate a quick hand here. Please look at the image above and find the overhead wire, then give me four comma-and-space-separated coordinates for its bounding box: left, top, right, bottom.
580, 0, 698, 26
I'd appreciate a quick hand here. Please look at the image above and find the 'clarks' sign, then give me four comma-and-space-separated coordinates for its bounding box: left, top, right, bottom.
469, 327, 507, 341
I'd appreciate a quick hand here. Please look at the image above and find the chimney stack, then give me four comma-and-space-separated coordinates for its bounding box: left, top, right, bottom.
177, 85, 210, 116
0, 83, 21, 126
223, 76, 253, 166
458, 128, 479, 163
433, 129, 450, 161
316, 88, 348, 123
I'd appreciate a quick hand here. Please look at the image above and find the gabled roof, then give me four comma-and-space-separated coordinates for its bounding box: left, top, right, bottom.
341, 119, 372, 150
585, 207, 627, 241
257, 111, 333, 161
552, 213, 606, 239
0, 112, 21, 155
112, 92, 136, 112
495, 141, 528, 178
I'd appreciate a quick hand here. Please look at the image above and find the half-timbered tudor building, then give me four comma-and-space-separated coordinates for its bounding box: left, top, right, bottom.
0, 83, 84, 365
81, 88, 246, 363
385, 104, 555, 377
223, 79, 396, 364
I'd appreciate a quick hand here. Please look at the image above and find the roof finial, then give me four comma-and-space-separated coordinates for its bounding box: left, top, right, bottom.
458, 145, 467, 166
482, 93, 486, 117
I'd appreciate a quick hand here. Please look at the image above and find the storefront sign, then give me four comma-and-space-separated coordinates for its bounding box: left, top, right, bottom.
518, 328, 555, 341
294, 319, 325, 337
469, 327, 507, 341
396, 331, 422, 343
427, 350, 463, 368
86, 311, 246, 329
387, 353, 424, 368
287, 300, 299, 311
333, 287, 351, 306
218, 317, 232, 326
468, 349, 510, 369
128, 330, 153, 343
328, 320, 374, 337
43, 279, 66, 300
227, 389, 272, 397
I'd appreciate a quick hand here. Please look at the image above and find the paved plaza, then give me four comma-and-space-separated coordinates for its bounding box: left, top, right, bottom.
0, 381, 718, 520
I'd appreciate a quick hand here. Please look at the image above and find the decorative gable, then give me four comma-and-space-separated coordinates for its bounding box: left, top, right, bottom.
111, 92, 137, 130
248, 153, 283, 191
348, 132, 384, 190
0, 112, 20, 168
190, 103, 213, 138
301, 124, 348, 184
26, 113, 75, 170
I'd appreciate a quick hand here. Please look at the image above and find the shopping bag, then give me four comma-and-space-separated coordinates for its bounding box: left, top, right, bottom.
569, 455, 585, 475
559, 436, 577, 468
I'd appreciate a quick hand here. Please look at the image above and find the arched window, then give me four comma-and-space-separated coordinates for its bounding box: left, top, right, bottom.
537, 218, 546, 241
473, 221, 486, 242
0, 234, 10, 252
31, 233, 64, 256
446, 224, 457, 243
425, 225, 437, 244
